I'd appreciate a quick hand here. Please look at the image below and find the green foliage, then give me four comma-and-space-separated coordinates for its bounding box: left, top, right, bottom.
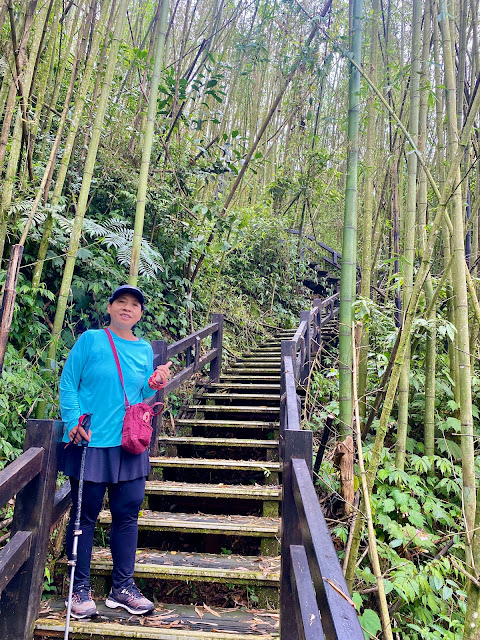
0, 345, 54, 468
355, 448, 465, 638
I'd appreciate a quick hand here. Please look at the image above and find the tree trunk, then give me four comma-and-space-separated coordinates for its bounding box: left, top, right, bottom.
129, 0, 170, 285
395, 0, 421, 471
338, 0, 363, 435
358, 0, 379, 420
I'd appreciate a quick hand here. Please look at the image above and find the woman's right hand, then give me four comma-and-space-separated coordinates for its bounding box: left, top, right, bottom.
68, 424, 91, 445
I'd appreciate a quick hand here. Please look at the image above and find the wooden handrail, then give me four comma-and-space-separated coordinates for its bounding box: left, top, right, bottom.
290, 544, 324, 639
0, 447, 44, 507
0, 530, 32, 593
282, 355, 300, 433
292, 320, 308, 346
150, 314, 224, 455
286, 229, 343, 266
159, 321, 219, 361
280, 296, 363, 640
292, 458, 362, 637
0, 419, 63, 640
163, 348, 217, 394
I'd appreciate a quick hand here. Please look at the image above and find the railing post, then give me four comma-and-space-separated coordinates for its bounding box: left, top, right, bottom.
0, 419, 63, 640
209, 313, 223, 382
300, 311, 311, 385
312, 299, 322, 356
151, 339, 168, 456
280, 429, 314, 640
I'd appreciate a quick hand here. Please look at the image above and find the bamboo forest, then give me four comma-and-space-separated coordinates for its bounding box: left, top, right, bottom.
0, 0, 480, 637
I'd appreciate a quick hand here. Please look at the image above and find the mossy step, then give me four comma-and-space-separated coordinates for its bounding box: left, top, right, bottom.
98, 510, 280, 536
208, 383, 280, 390
193, 393, 279, 401
175, 419, 279, 429
239, 355, 281, 360
158, 436, 278, 448
258, 341, 283, 347
219, 376, 280, 383
235, 361, 280, 366
36, 600, 279, 639
149, 457, 281, 472
222, 369, 280, 375
56, 548, 281, 586
186, 405, 279, 414
145, 480, 281, 500
231, 362, 280, 369
245, 350, 281, 355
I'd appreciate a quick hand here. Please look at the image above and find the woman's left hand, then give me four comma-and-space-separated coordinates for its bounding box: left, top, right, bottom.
149, 361, 172, 389
155, 361, 172, 383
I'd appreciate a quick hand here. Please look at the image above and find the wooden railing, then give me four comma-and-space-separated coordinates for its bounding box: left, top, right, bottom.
287, 229, 342, 267
150, 313, 223, 454
0, 419, 65, 640
280, 295, 363, 639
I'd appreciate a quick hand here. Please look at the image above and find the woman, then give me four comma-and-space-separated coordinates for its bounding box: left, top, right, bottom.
60, 285, 171, 619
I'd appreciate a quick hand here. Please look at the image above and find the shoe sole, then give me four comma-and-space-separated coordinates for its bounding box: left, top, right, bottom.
70, 610, 98, 619
64, 601, 98, 619
105, 596, 154, 615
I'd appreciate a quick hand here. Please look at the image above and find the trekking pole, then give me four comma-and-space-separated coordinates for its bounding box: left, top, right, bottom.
64, 413, 92, 640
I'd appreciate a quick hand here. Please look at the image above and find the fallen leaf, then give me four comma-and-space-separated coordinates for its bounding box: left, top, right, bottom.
194, 606, 204, 618
324, 577, 357, 609
203, 603, 222, 618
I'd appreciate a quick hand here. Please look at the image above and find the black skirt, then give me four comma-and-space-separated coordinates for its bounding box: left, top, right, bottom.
59, 444, 150, 483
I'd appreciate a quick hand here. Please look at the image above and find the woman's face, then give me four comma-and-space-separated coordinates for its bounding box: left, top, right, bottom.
107, 293, 143, 330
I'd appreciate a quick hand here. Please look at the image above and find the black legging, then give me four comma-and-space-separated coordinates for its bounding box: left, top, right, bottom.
66, 476, 145, 591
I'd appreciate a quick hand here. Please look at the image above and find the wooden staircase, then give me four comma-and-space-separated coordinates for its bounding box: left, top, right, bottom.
35, 332, 296, 639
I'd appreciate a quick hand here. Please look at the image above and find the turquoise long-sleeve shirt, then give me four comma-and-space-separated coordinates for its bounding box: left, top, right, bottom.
60, 329, 155, 447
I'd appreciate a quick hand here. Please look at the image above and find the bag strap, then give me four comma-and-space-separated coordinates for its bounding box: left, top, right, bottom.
104, 328, 130, 409
150, 401, 164, 416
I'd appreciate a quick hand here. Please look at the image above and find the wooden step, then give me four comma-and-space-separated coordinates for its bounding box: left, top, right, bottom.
175, 419, 279, 429
145, 480, 281, 500
36, 601, 280, 639
231, 362, 280, 369
224, 369, 279, 375
186, 405, 279, 414
87, 548, 279, 586
220, 376, 280, 382
245, 349, 281, 354
193, 393, 279, 401
237, 351, 281, 362
150, 457, 281, 472
159, 436, 278, 448
98, 510, 280, 537
208, 383, 280, 390
240, 360, 280, 364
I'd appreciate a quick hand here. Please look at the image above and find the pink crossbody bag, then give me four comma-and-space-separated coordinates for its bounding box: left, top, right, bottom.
104, 328, 163, 455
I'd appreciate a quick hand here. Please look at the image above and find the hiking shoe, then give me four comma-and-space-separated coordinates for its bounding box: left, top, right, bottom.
105, 583, 154, 615
65, 586, 98, 619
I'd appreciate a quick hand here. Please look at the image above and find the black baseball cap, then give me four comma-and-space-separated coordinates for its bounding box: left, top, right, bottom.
109, 285, 145, 308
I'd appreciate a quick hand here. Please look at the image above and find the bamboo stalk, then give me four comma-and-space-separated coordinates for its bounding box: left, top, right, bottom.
0, 246, 24, 376
339, 0, 363, 435
352, 321, 393, 640
129, 0, 170, 284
